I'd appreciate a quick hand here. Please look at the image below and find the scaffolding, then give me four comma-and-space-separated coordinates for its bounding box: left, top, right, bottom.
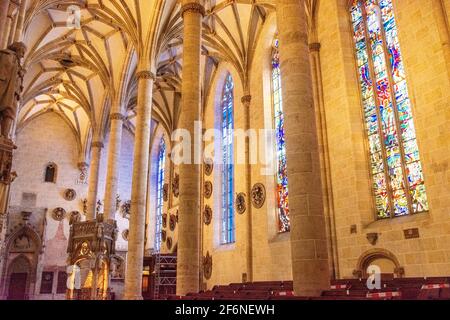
153, 253, 177, 300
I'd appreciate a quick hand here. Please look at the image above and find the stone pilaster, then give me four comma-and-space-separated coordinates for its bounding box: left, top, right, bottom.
13, 0, 26, 42
241, 94, 253, 282
103, 109, 125, 220
123, 70, 154, 300
176, 0, 204, 296
7, 10, 17, 46
1, 11, 12, 49
434, 0, 450, 80
309, 42, 339, 280
0, 0, 9, 48
86, 140, 103, 220
276, 0, 330, 296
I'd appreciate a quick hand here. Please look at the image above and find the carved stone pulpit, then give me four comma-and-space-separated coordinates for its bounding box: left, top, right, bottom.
66, 216, 118, 300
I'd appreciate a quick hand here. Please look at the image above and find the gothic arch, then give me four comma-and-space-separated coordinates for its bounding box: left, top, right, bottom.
4, 224, 43, 254
4, 255, 32, 299
1, 225, 42, 298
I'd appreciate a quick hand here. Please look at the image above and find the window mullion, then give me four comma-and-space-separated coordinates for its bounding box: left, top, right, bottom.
361, 3, 395, 219
376, 0, 415, 216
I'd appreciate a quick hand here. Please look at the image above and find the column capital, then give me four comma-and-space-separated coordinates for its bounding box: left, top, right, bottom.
110, 112, 125, 121
136, 70, 155, 80
241, 95, 252, 105
77, 161, 89, 169
309, 42, 321, 53
91, 141, 104, 149
181, 2, 205, 18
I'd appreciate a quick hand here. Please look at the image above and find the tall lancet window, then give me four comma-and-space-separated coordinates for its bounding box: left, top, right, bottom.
350, 0, 428, 219
154, 138, 166, 252
272, 39, 290, 233
221, 74, 235, 244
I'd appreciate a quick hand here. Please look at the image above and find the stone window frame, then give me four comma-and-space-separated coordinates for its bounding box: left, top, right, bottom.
44, 162, 58, 183
347, 0, 429, 221
269, 36, 291, 235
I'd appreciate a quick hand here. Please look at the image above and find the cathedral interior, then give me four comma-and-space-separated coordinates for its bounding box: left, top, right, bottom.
0, 0, 449, 301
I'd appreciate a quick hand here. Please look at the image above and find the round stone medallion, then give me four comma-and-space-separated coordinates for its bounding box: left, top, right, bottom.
251, 183, 266, 209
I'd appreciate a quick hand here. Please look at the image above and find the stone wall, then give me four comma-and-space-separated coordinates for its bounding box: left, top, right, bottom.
318, 0, 450, 278
4, 0, 450, 298
201, 23, 293, 287
8, 111, 84, 299
4, 111, 135, 299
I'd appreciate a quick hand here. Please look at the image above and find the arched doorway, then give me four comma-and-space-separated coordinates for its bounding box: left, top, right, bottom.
7, 255, 31, 300
357, 249, 403, 279
1, 226, 41, 299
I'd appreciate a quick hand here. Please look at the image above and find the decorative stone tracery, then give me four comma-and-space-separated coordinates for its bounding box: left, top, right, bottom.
66, 219, 118, 300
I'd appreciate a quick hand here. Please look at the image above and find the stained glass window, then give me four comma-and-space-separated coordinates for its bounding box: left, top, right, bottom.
221, 74, 235, 244
154, 138, 166, 252
350, 0, 428, 219
272, 39, 290, 232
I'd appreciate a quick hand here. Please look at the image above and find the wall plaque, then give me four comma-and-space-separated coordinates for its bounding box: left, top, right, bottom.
404, 228, 420, 239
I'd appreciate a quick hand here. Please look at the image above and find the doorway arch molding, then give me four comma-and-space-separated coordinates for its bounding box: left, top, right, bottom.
355, 248, 404, 278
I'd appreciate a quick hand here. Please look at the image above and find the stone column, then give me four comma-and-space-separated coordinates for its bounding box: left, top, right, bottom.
434, 0, 450, 80
241, 94, 253, 282
7, 10, 17, 46
86, 140, 103, 220
103, 107, 124, 220
176, 0, 204, 296
1, 12, 13, 49
276, 0, 329, 296
123, 70, 154, 300
309, 42, 339, 280
0, 0, 9, 48
13, 0, 26, 42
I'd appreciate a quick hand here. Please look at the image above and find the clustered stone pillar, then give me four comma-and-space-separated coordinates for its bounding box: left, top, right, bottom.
0, 0, 9, 48
7, 9, 16, 46
103, 106, 124, 220
276, 0, 330, 296
176, 0, 204, 296
13, 0, 26, 42
241, 94, 253, 282
0, 5, 13, 49
123, 70, 154, 300
86, 140, 103, 220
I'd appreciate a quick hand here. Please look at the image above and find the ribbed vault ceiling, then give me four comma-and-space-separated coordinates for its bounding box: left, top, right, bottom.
16, 0, 275, 160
